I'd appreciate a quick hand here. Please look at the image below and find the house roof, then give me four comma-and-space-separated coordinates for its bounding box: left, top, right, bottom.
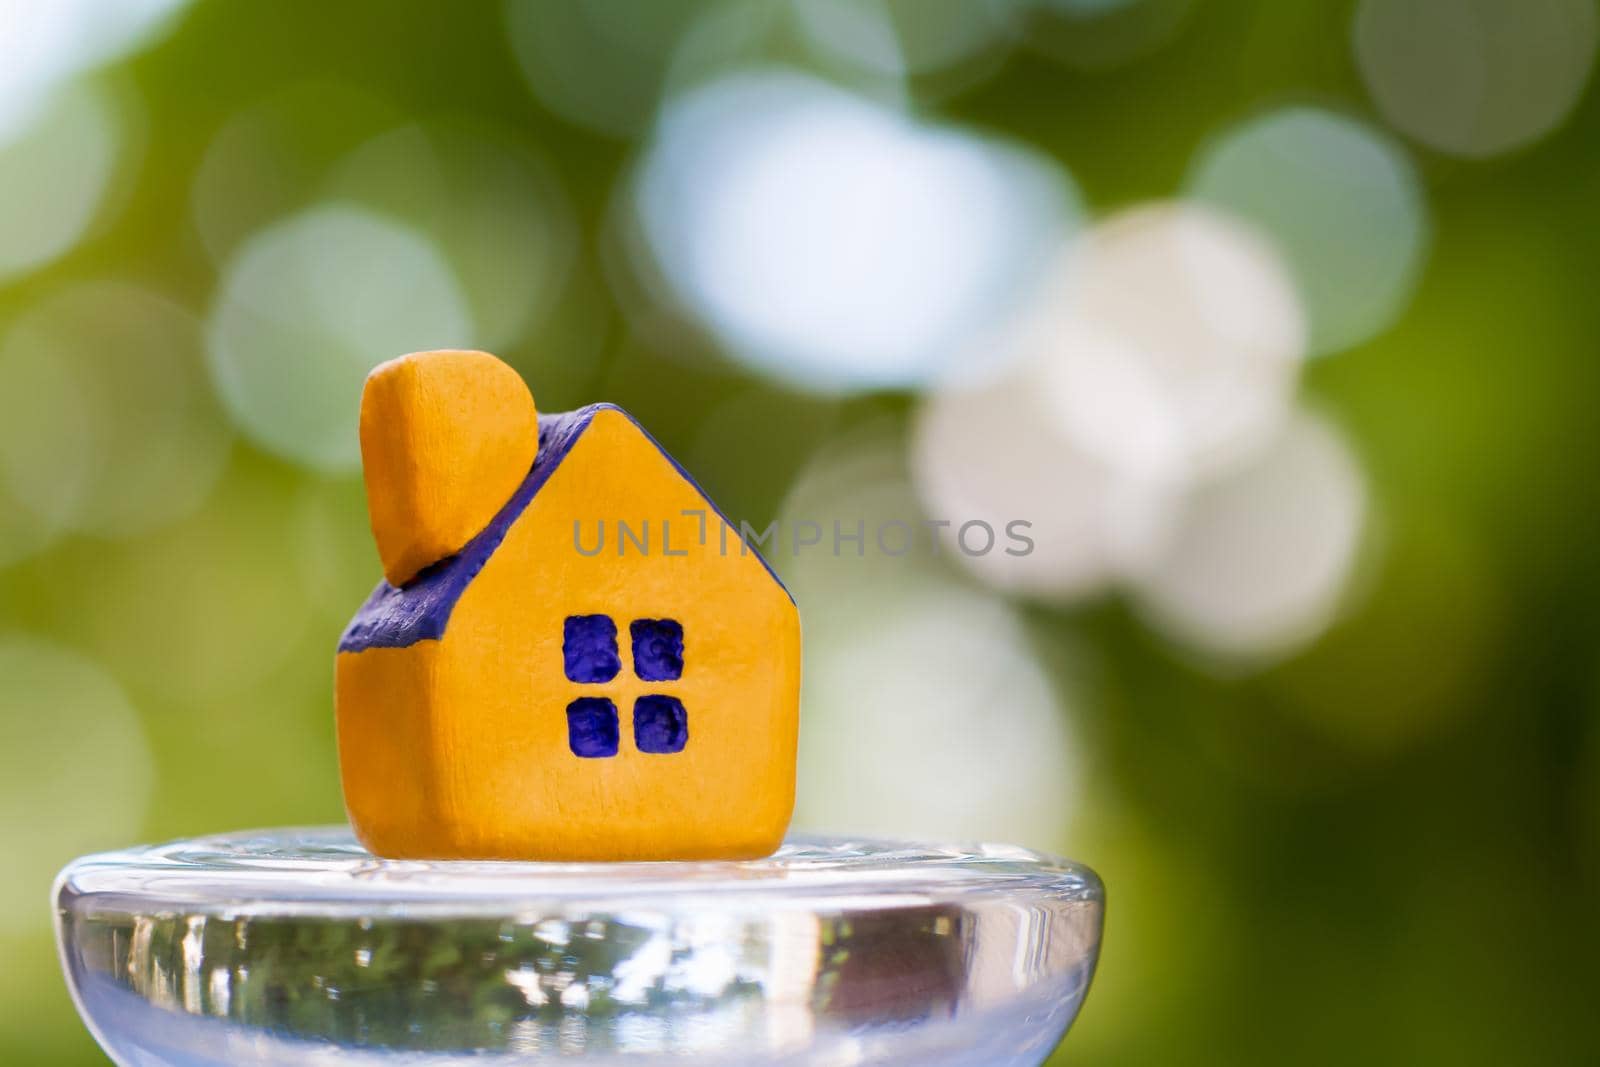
338, 403, 791, 654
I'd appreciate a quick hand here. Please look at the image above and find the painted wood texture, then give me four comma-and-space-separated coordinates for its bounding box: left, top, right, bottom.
359, 350, 538, 586
338, 354, 801, 862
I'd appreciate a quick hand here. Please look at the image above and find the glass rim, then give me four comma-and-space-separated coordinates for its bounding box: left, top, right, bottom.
55, 826, 1104, 920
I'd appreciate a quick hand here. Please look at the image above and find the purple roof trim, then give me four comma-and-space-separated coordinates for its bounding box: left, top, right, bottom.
337, 403, 791, 654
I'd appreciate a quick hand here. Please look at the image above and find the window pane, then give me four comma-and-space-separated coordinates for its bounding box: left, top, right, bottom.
563, 614, 620, 682
630, 617, 684, 681
566, 697, 619, 758
634, 694, 688, 754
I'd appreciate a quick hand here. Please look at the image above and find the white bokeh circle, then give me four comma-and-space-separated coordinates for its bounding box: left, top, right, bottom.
795, 580, 1080, 846
1129, 409, 1369, 660
781, 425, 1081, 846
0, 84, 120, 283
324, 120, 577, 352
505, 0, 722, 138
0, 283, 232, 548
0, 0, 187, 140
206, 204, 475, 471
1354, 0, 1600, 158
1018, 204, 1306, 483
911, 374, 1171, 601
1187, 107, 1428, 355
0, 635, 153, 935
634, 69, 1077, 393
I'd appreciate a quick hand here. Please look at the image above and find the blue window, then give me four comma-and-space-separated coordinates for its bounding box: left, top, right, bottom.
630, 618, 683, 681
561, 615, 688, 757
566, 697, 619, 758
564, 615, 620, 683
634, 695, 688, 754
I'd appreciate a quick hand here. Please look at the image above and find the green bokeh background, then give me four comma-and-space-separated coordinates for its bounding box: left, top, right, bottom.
4, 1, 1600, 1063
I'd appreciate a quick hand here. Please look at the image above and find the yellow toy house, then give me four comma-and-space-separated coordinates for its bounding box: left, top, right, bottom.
335, 351, 801, 862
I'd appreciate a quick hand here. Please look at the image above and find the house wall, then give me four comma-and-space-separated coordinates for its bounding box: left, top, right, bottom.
339, 408, 801, 860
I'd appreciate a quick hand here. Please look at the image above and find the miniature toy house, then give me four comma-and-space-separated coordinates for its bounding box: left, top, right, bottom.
336, 353, 801, 861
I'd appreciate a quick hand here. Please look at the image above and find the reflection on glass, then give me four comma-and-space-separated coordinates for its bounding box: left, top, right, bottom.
57, 829, 1102, 1065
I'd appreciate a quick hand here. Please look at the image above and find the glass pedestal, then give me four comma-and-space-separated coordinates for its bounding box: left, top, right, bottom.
55, 828, 1102, 1066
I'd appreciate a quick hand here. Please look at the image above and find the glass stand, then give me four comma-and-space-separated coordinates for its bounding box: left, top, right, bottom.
55, 828, 1102, 1066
